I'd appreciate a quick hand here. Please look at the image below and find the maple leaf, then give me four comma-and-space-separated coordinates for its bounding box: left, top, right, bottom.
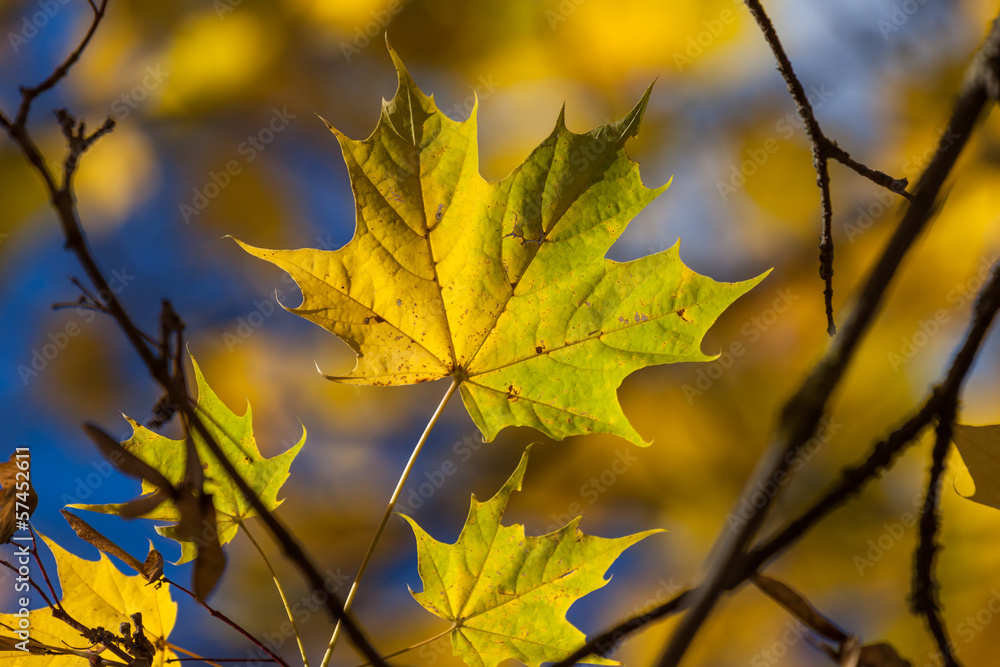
69, 355, 305, 564
400, 446, 662, 667
0, 535, 177, 666
235, 44, 766, 446
952, 423, 1000, 510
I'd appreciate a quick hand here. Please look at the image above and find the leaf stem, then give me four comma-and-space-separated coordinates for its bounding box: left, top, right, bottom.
241, 520, 310, 667
350, 624, 457, 667
319, 377, 460, 667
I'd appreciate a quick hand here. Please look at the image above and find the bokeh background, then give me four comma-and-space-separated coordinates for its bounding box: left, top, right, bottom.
2, 0, 1000, 665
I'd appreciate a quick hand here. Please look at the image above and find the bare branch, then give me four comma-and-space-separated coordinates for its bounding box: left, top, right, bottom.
652, 11, 1000, 665
741, 0, 914, 336
0, 4, 390, 666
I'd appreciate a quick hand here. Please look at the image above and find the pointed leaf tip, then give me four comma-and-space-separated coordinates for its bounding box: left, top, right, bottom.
236, 45, 767, 446
404, 450, 661, 667
71, 352, 306, 565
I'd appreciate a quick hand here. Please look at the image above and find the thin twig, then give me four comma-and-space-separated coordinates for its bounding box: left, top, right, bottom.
29, 529, 62, 611
23, 529, 136, 664
742, 0, 913, 337
14, 0, 108, 128
652, 12, 1000, 664
555, 253, 1000, 665
162, 575, 291, 667
321, 378, 460, 666
0, 5, 390, 665
0, 560, 54, 609
237, 522, 306, 667
350, 624, 457, 667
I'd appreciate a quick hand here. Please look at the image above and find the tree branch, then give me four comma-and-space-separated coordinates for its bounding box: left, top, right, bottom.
652, 10, 1000, 665
555, 253, 1000, 666
742, 0, 913, 337
163, 576, 291, 667
0, 5, 390, 666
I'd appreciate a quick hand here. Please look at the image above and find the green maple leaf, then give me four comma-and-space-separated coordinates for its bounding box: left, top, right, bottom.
70, 355, 304, 563
236, 44, 766, 446
401, 446, 661, 667
952, 423, 1000, 510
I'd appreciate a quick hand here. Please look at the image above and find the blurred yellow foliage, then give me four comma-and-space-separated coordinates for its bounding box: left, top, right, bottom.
3, 1, 1000, 666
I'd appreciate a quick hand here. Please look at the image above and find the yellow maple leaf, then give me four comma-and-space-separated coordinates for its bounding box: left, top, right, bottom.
0, 535, 177, 666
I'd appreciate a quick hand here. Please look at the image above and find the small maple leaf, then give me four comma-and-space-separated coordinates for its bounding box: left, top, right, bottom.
69, 355, 304, 564
0, 535, 177, 666
235, 44, 766, 446
401, 446, 662, 667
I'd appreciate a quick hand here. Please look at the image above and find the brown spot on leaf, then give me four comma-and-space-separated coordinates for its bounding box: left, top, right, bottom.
677, 308, 693, 323
535, 345, 544, 354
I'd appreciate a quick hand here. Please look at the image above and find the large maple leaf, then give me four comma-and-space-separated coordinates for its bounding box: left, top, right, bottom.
236, 45, 765, 446
70, 355, 304, 564
401, 447, 661, 667
0, 535, 177, 666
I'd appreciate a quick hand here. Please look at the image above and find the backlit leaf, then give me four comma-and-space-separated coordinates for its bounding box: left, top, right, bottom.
235, 44, 766, 447
0, 535, 176, 666
401, 447, 662, 667
69, 355, 304, 564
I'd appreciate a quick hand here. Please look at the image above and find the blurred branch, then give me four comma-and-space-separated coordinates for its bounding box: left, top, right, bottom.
650, 9, 1000, 667
550, 590, 691, 667
742, 0, 913, 337
0, 5, 389, 667
555, 254, 1000, 666
911, 420, 960, 666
